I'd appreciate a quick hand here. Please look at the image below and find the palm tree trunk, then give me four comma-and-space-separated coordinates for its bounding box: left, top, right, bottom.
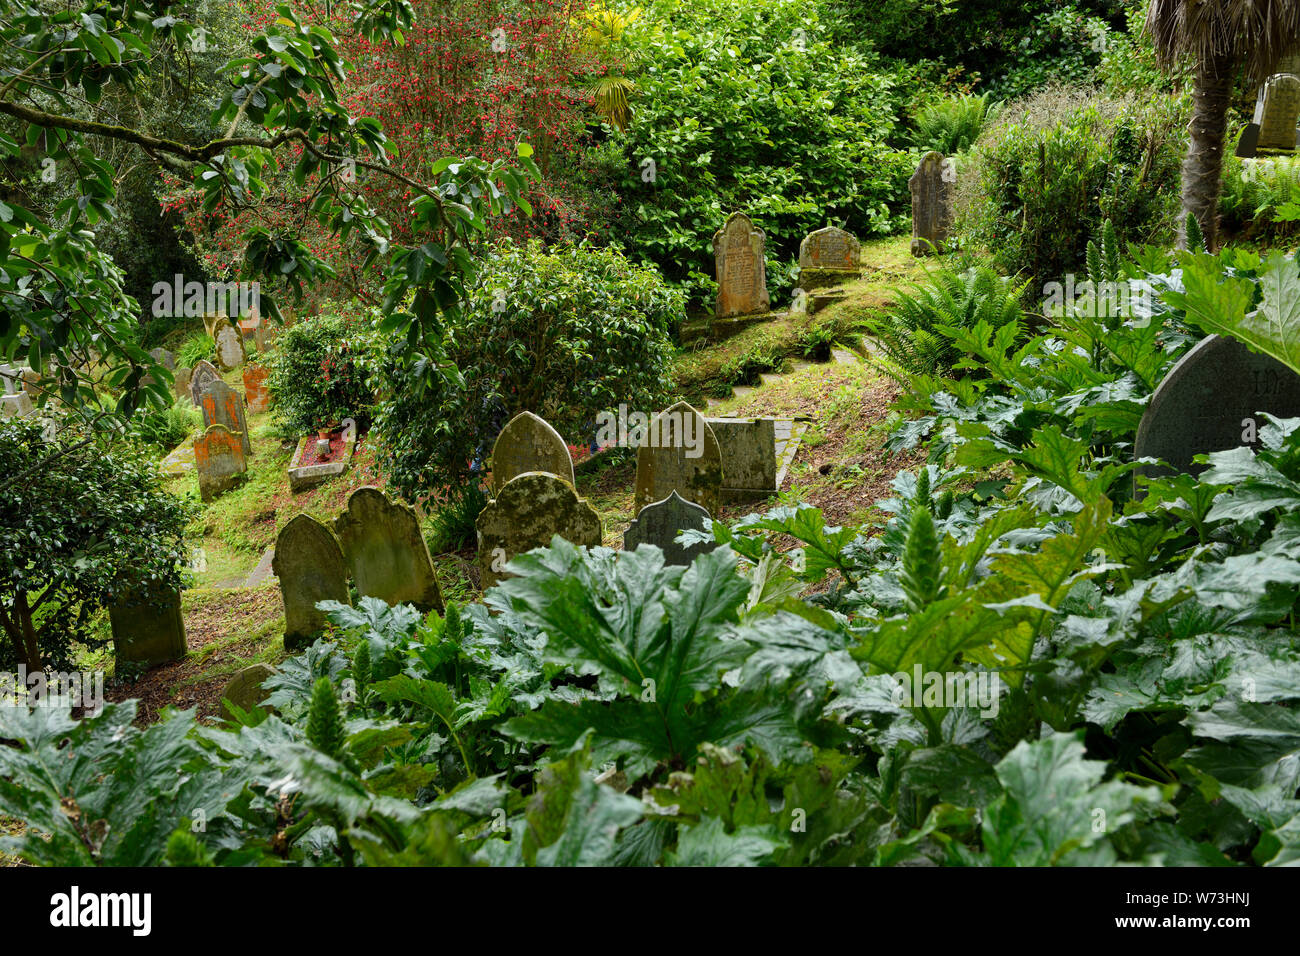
1179, 51, 1236, 251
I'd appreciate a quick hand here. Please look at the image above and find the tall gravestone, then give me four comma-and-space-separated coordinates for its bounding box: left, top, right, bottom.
706, 417, 778, 503
1135, 334, 1300, 483
215, 323, 246, 371
491, 411, 574, 494
798, 226, 861, 292
243, 364, 270, 414
194, 423, 247, 502
634, 401, 723, 517
623, 492, 716, 567
200, 379, 253, 457
476, 471, 603, 589
189, 360, 220, 405
1257, 74, 1300, 150
108, 581, 187, 667
713, 213, 771, 318
334, 487, 444, 612
909, 151, 954, 256
273, 514, 351, 648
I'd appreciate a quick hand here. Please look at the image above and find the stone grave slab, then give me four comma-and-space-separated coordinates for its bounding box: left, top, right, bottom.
713, 212, 770, 317
189, 360, 220, 405
243, 364, 270, 413
634, 401, 723, 516
909, 151, 954, 256
199, 379, 252, 457
706, 416, 777, 504
194, 423, 247, 502
109, 582, 187, 667
220, 663, 277, 719
798, 226, 861, 291
1257, 74, 1300, 150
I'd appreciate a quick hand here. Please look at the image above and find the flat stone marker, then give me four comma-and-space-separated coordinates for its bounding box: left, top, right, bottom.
1135, 334, 1300, 482
1257, 74, 1300, 150
109, 582, 187, 667
334, 487, 443, 612
215, 323, 245, 371
243, 364, 270, 413
909, 151, 954, 256
273, 514, 350, 648
491, 411, 574, 494
623, 491, 716, 566
706, 417, 777, 503
476, 471, 602, 589
189, 360, 220, 405
200, 379, 252, 457
713, 212, 770, 318
194, 423, 247, 502
634, 401, 723, 517
220, 663, 277, 719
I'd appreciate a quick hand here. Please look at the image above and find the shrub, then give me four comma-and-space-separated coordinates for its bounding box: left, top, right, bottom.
177, 332, 215, 368
911, 93, 1000, 155
266, 309, 380, 437
1219, 151, 1300, 246
375, 240, 681, 508
957, 85, 1186, 286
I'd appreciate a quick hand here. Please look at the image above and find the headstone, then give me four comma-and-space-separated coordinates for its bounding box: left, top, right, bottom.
334, 487, 444, 612
706, 417, 778, 503
0, 390, 33, 420
174, 366, 193, 404
909, 151, 954, 256
713, 213, 771, 318
215, 323, 246, 371
1135, 334, 1300, 483
623, 491, 716, 566
203, 312, 230, 340
243, 364, 270, 414
798, 226, 861, 290
108, 581, 187, 667
491, 411, 574, 494
199, 379, 252, 457
149, 348, 176, 370
220, 663, 277, 719
476, 471, 602, 589
633, 401, 724, 517
189, 360, 220, 405
1256, 74, 1300, 150
272, 514, 351, 648
194, 423, 247, 502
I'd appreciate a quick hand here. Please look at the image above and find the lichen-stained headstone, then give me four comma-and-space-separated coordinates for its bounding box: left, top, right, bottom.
799, 226, 861, 272
272, 514, 350, 649
1257, 74, 1300, 150
490, 411, 574, 494
334, 487, 444, 612
623, 491, 716, 567
220, 663, 277, 719
194, 423, 247, 502
189, 359, 220, 406
476, 471, 602, 589
909, 151, 954, 256
215, 322, 246, 371
713, 212, 771, 317
243, 364, 270, 413
1135, 334, 1300, 484
634, 401, 723, 517
200, 378, 252, 457
108, 581, 187, 667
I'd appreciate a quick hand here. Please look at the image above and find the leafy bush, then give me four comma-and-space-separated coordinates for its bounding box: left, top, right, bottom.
375, 240, 680, 508
957, 86, 1186, 285
1219, 152, 1300, 246
177, 332, 215, 368
267, 309, 380, 437
911, 93, 1000, 154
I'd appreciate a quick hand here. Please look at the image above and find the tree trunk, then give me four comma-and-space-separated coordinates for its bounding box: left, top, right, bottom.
1179, 52, 1236, 251
15, 592, 41, 672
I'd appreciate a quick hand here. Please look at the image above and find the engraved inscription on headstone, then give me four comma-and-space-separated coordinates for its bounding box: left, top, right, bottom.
909, 151, 954, 256
713, 213, 771, 317
1257, 74, 1300, 150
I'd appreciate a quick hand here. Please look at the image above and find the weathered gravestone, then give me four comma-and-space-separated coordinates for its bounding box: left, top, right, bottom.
215, 323, 246, 371
108, 581, 187, 667
476, 471, 602, 589
173, 366, 193, 404
798, 226, 861, 292
220, 663, 277, 719
334, 487, 443, 611
273, 513, 350, 648
194, 423, 247, 502
189, 360, 220, 405
149, 348, 176, 370
623, 491, 716, 566
713, 212, 771, 317
203, 312, 229, 340
1257, 74, 1300, 150
200, 379, 252, 457
491, 411, 574, 494
1135, 334, 1300, 484
909, 151, 954, 256
706, 416, 778, 503
634, 401, 723, 517
0, 364, 33, 419
243, 364, 270, 413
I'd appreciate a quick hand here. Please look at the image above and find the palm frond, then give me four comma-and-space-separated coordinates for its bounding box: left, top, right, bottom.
1147, 0, 1300, 85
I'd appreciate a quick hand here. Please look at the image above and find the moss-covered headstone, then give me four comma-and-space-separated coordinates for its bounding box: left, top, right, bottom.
109, 581, 187, 667
273, 513, 351, 648
476, 472, 602, 589
490, 411, 574, 494
634, 401, 723, 517
334, 487, 443, 612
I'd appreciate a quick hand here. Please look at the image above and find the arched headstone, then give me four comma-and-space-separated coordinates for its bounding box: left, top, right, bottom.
243, 364, 270, 413
909, 151, 954, 256
476, 471, 603, 589
220, 663, 277, 719
215, 323, 246, 371
623, 491, 716, 566
1135, 334, 1300, 483
334, 487, 443, 611
199, 379, 252, 456
491, 411, 574, 494
634, 401, 723, 517
194, 423, 246, 502
272, 514, 350, 648
1257, 74, 1300, 150
713, 213, 770, 317
189, 360, 220, 406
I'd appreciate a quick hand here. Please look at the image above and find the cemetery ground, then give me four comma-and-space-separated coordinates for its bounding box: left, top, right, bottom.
92, 242, 923, 727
